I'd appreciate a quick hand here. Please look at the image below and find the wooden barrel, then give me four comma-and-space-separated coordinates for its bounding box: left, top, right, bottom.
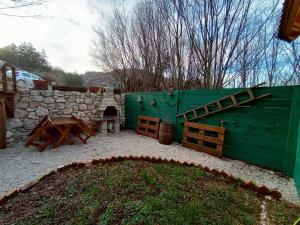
158, 123, 173, 145
0, 97, 6, 149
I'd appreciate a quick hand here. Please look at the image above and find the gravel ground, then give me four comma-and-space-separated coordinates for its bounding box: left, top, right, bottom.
0, 131, 299, 205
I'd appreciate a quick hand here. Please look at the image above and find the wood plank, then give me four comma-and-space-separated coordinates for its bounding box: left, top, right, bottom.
230, 95, 238, 106
247, 88, 255, 100
182, 142, 222, 157
183, 113, 188, 121
12, 67, 17, 92
192, 109, 197, 117
1, 66, 7, 92
184, 122, 225, 133
216, 100, 223, 110
204, 105, 209, 114
138, 115, 160, 123
0, 97, 6, 149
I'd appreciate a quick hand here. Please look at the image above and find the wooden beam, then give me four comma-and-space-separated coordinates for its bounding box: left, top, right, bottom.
12, 67, 17, 92
1, 66, 7, 92
278, 0, 300, 41
0, 96, 6, 149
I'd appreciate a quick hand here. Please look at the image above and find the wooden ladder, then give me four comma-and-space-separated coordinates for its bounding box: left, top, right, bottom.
176, 83, 271, 122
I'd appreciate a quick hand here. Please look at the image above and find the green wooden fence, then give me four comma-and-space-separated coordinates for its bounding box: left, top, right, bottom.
125, 86, 300, 177
294, 122, 300, 199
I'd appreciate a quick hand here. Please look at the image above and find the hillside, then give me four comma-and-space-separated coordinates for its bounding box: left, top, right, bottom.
82, 71, 116, 87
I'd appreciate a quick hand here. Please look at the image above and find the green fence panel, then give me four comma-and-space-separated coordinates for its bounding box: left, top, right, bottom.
125, 86, 298, 175
294, 122, 300, 200
284, 86, 300, 176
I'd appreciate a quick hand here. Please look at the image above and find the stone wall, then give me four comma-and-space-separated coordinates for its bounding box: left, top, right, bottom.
6, 88, 124, 146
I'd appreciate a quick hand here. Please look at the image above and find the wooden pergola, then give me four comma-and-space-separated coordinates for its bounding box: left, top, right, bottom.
0, 60, 17, 93
278, 0, 300, 42
0, 60, 17, 118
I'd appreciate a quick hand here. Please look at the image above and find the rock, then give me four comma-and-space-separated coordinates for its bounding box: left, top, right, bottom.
79, 104, 87, 110
76, 98, 84, 103
15, 109, 28, 119
20, 97, 30, 103
44, 97, 55, 104
30, 102, 41, 107
6, 131, 13, 139
54, 90, 65, 97
30, 90, 40, 96
48, 104, 55, 111
65, 92, 73, 96
16, 102, 29, 109
28, 113, 39, 120
24, 118, 38, 129
68, 97, 75, 103
6, 119, 23, 129
88, 105, 95, 110
76, 111, 85, 118
73, 105, 79, 112
85, 98, 93, 104
55, 103, 65, 110
26, 108, 35, 112
56, 97, 66, 103
63, 108, 73, 114
36, 106, 49, 116
31, 96, 43, 102
40, 90, 52, 97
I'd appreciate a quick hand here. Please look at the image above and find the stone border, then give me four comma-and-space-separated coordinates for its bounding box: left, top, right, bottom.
0, 155, 282, 205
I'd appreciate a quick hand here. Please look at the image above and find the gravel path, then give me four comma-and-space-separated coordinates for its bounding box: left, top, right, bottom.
0, 131, 298, 205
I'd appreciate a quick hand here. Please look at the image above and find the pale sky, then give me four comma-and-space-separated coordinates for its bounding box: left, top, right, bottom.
0, 0, 136, 73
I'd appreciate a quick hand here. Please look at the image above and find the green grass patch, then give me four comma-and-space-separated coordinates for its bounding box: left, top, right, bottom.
0, 160, 299, 225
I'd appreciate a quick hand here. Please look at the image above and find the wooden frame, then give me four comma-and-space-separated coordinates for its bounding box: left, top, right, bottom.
182, 122, 226, 157
177, 83, 271, 122
0, 60, 17, 118
136, 115, 160, 139
0, 60, 17, 93
0, 97, 6, 149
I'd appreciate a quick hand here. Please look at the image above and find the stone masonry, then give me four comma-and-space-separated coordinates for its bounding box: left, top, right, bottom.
6, 88, 124, 146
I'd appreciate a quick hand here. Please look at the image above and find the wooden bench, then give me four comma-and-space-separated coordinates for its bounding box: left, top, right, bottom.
26, 116, 96, 151
182, 122, 226, 157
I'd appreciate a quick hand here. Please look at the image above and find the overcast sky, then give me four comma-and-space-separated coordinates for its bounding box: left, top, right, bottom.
0, 0, 136, 73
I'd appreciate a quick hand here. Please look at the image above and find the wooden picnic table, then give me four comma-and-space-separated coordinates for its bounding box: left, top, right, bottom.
26, 116, 95, 151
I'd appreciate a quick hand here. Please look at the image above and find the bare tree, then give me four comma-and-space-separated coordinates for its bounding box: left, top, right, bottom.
0, 0, 46, 18
92, 0, 282, 92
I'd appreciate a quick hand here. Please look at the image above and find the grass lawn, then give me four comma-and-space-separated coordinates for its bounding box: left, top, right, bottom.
0, 160, 299, 225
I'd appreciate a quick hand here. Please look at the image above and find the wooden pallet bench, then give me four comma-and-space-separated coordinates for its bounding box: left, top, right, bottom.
136, 115, 160, 139
182, 122, 226, 157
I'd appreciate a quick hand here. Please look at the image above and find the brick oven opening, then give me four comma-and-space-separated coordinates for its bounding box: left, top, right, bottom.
104, 106, 118, 117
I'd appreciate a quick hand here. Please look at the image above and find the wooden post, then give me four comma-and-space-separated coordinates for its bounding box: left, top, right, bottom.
0, 96, 6, 149
12, 67, 17, 92
1, 65, 7, 92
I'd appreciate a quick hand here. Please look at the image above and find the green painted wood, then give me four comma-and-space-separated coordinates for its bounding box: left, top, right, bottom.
125, 86, 299, 175
294, 122, 300, 200
284, 86, 300, 176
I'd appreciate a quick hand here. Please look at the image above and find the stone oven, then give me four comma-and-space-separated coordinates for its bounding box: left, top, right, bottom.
92, 87, 123, 134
